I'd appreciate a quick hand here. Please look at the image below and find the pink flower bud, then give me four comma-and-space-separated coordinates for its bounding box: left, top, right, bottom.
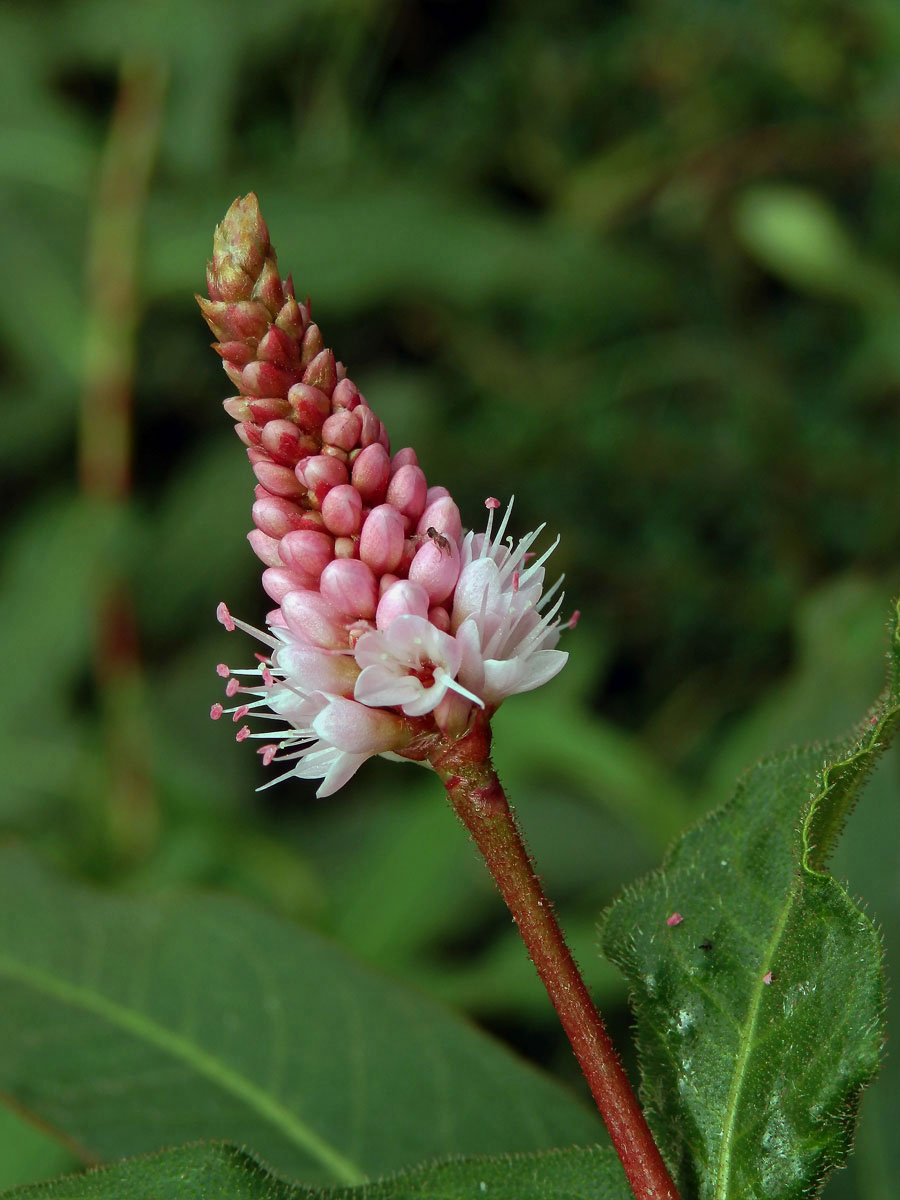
322, 483, 363, 536
257, 325, 300, 368
376, 580, 430, 630
302, 348, 337, 395
261, 419, 308, 466
386, 464, 427, 528
214, 340, 255, 368
223, 361, 244, 390
300, 323, 324, 367
319, 558, 378, 619
359, 504, 405, 574
241, 359, 300, 398
416, 495, 462, 543
322, 409, 362, 452
274, 295, 306, 339
223, 396, 252, 421
331, 378, 360, 410
286, 382, 330, 432
235, 423, 261, 448
247, 397, 293, 424
262, 566, 319, 603
253, 460, 305, 498
198, 298, 271, 341
391, 447, 418, 471
252, 256, 284, 313
334, 536, 358, 558
297, 454, 350, 505
357, 404, 381, 448
351, 443, 391, 505
282, 589, 348, 649
378, 421, 391, 452
428, 605, 451, 632
247, 529, 282, 568
278, 529, 334, 578
425, 485, 450, 506
408, 538, 460, 603
251, 495, 309, 539
379, 573, 399, 595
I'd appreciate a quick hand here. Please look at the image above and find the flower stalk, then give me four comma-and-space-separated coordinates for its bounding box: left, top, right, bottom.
431, 714, 680, 1200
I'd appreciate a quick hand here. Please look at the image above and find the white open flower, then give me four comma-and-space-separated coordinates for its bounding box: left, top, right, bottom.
212, 605, 408, 798
353, 613, 483, 717
451, 498, 568, 706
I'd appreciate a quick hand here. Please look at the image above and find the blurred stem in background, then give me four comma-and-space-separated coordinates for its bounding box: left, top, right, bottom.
79, 55, 168, 866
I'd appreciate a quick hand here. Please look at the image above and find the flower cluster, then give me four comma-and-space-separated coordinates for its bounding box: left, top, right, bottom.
202, 195, 573, 796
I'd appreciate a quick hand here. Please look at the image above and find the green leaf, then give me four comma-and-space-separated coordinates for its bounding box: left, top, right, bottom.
4, 1141, 631, 1200
733, 184, 898, 306
0, 850, 602, 1187
600, 598, 900, 1199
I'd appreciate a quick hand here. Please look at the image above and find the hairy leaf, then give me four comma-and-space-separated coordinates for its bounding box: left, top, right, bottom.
601, 599, 900, 1199
3, 1141, 631, 1200
0, 851, 601, 1187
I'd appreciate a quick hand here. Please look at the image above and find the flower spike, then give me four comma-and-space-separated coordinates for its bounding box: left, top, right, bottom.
202, 196, 572, 795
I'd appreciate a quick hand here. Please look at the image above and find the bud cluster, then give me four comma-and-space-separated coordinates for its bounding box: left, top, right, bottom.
202, 195, 571, 796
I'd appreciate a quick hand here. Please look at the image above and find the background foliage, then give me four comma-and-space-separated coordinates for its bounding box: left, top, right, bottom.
0, 1, 898, 1196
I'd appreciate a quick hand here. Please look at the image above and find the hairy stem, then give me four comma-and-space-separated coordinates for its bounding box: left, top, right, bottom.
431, 715, 680, 1200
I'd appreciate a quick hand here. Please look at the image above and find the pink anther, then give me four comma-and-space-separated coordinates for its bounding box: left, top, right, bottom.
216, 663, 230, 677
231, 704, 250, 722
666, 912, 684, 927
567, 609, 581, 630
209, 703, 224, 720
485, 496, 500, 509
225, 677, 241, 697
235, 725, 251, 742
254, 652, 269, 663
512, 570, 520, 593
261, 668, 274, 686
258, 744, 278, 766
216, 602, 236, 632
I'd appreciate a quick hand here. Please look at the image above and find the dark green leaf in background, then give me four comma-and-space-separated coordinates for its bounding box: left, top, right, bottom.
0, 850, 601, 1187
3, 1141, 632, 1200
601, 600, 900, 1199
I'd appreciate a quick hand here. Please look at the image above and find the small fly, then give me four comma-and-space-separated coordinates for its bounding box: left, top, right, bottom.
426, 526, 452, 556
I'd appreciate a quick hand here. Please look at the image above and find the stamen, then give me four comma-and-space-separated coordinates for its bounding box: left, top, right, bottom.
216, 602, 236, 632
216, 663, 230, 677
232, 705, 250, 722
567, 609, 581, 630
258, 744, 278, 766
440, 670, 486, 709
492, 496, 515, 554
235, 725, 251, 742
539, 572, 565, 609
225, 678, 241, 697
210, 703, 224, 720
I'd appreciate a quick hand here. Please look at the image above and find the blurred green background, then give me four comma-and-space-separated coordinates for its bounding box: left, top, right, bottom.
0, 0, 898, 1195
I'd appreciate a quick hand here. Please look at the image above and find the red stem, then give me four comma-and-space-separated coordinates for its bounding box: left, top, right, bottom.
431, 715, 680, 1200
